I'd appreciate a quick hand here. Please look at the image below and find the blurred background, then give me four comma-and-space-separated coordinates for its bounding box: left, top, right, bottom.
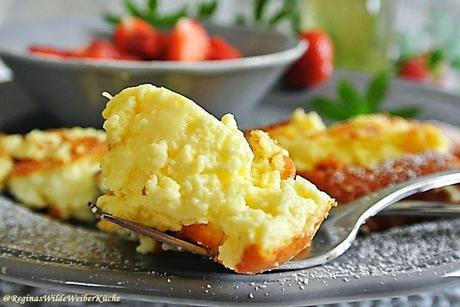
0, 1, 459, 306
1, 0, 460, 92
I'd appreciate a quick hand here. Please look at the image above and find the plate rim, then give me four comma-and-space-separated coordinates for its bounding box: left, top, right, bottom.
1, 74, 460, 305
0, 253, 459, 306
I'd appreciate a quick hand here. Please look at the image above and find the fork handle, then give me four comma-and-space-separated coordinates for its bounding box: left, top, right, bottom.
328, 170, 460, 230
381, 200, 460, 216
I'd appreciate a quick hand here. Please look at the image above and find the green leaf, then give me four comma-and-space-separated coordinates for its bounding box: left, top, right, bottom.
289, 9, 301, 34
254, 0, 269, 22
124, 0, 144, 18
309, 70, 423, 121
148, 0, 158, 11
147, 0, 158, 16
366, 72, 390, 111
153, 7, 188, 28
387, 106, 420, 118
283, 0, 301, 33
267, 9, 289, 28
337, 80, 365, 114
427, 48, 445, 72
311, 98, 350, 121
197, 0, 218, 19
104, 13, 121, 25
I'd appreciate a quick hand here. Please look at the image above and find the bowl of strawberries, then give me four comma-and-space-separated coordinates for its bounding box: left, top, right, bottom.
0, 14, 305, 126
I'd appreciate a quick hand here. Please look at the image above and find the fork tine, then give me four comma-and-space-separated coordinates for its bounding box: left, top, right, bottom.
88, 203, 210, 257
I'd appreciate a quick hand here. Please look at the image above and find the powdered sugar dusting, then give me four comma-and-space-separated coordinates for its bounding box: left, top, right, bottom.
297, 218, 460, 280
0, 195, 458, 302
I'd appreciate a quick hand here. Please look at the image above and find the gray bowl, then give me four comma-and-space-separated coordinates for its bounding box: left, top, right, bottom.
0, 16, 305, 127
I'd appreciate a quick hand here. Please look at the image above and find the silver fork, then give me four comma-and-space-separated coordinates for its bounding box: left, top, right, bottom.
89, 170, 460, 269
380, 200, 460, 216
89, 203, 209, 257
281, 170, 460, 270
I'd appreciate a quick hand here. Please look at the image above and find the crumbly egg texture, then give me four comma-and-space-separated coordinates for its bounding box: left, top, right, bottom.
1, 128, 106, 221
0, 136, 13, 190
96, 84, 335, 270
266, 109, 449, 171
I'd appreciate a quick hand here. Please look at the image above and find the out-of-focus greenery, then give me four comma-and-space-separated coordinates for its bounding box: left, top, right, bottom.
311, 72, 420, 121
235, 0, 301, 33
104, 0, 218, 28
397, 7, 460, 71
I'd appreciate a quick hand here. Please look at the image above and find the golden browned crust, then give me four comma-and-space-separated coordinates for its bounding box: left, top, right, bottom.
282, 155, 296, 179
249, 119, 291, 135
300, 152, 460, 204
176, 206, 330, 274
235, 200, 329, 274
176, 223, 225, 256
3, 130, 107, 221
178, 223, 315, 274
253, 118, 460, 233
235, 235, 309, 274
245, 129, 296, 179
255, 118, 460, 204
11, 137, 107, 177
173, 153, 331, 274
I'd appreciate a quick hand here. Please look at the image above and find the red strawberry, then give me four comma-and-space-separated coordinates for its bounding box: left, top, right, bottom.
28, 46, 72, 58
166, 18, 210, 62
398, 56, 432, 83
285, 29, 334, 89
113, 18, 163, 59
67, 47, 88, 58
207, 36, 242, 60
83, 39, 124, 60
82, 39, 140, 60
156, 32, 171, 60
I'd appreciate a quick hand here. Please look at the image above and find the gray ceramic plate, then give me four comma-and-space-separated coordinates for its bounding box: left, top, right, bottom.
0, 72, 459, 306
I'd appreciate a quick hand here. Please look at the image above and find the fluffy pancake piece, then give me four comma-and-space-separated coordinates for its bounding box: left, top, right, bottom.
97, 84, 335, 273
266, 109, 450, 171
0, 136, 13, 190
2, 128, 106, 221
263, 109, 460, 204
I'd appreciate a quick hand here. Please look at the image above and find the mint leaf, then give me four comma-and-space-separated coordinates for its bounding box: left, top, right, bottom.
290, 10, 301, 34
387, 106, 420, 118
310, 71, 422, 122
243, 0, 301, 30
366, 72, 390, 111
153, 7, 188, 28
104, 13, 121, 25
112, 0, 218, 29
285, 0, 301, 33
267, 9, 289, 28
124, 0, 144, 18
337, 80, 365, 114
427, 49, 445, 71
147, 0, 158, 16
311, 98, 350, 121
254, 0, 269, 22
198, 0, 218, 19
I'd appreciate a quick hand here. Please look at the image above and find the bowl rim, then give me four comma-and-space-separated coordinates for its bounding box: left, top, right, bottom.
0, 20, 307, 73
